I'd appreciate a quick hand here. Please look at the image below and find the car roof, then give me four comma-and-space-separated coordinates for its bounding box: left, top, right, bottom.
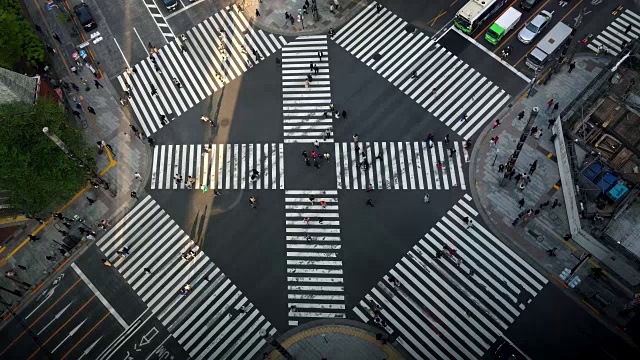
74, 4, 93, 24
531, 12, 551, 26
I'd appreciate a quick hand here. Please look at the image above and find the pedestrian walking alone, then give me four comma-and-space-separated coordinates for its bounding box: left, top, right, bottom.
518, 198, 525, 208
551, 199, 561, 208
88, 106, 96, 114
546, 99, 554, 110
568, 62, 576, 73
255, 9, 260, 16
365, 199, 375, 207
94, 80, 103, 89
86, 197, 96, 205
249, 196, 258, 208
444, 134, 449, 144
548, 118, 556, 129
131, 191, 138, 199
424, 194, 430, 203
318, 51, 323, 61
493, 119, 500, 129
552, 103, 559, 113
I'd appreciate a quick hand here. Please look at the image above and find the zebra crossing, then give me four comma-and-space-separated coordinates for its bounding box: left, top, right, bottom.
96, 196, 276, 359
118, 5, 287, 137
352, 194, 548, 360
282, 35, 335, 143
151, 143, 285, 190
285, 190, 345, 327
335, 141, 467, 190
587, 9, 640, 56
333, 1, 511, 140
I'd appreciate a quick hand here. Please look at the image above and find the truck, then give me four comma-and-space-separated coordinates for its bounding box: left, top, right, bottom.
485, 7, 522, 45
526, 21, 573, 71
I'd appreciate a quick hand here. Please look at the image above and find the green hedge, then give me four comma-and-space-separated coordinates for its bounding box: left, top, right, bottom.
0, 0, 46, 71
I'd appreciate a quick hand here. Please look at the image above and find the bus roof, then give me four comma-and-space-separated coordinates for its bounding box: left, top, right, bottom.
536, 22, 572, 55
457, 0, 497, 22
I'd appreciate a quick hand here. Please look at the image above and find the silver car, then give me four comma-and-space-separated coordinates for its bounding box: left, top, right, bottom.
518, 10, 553, 44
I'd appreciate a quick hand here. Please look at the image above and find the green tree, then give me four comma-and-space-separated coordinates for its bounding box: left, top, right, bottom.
0, 0, 45, 71
0, 99, 95, 212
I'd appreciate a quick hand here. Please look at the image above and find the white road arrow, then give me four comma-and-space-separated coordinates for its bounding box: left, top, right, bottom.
25, 284, 58, 320
37, 302, 74, 335
78, 336, 103, 360
52, 318, 87, 353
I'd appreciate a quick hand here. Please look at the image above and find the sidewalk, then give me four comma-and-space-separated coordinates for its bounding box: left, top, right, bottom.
245, 0, 368, 36
259, 319, 405, 359
470, 53, 638, 343
0, 0, 149, 316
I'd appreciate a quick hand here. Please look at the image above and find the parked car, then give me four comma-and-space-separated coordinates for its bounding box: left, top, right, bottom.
74, 4, 96, 31
162, 0, 178, 11
518, 10, 553, 44
520, 0, 539, 11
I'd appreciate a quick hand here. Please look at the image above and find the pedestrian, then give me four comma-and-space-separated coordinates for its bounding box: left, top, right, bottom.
150, 86, 157, 96
144, 267, 152, 274
333, 0, 340, 9
134, 172, 142, 181
45, 44, 56, 54
519, 182, 526, 191
318, 51, 323, 61
328, 28, 335, 39
309, 195, 315, 204
517, 110, 525, 120
102, 258, 112, 267
498, 164, 505, 172
305, 79, 310, 88
546, 247, 557, 256
534, 209, 540, 216
35, 24, 42, 33
563, 233, 572, 241
444, 134, 449, 144
460, 114, 468, 122
552, 103, 559, 112
546, 99, 554, 110
71, 83, 80, 91
172, 77, 182, 88
323, 151, 330, 161
353, 133, 359, 142
626, 24, 632, 33
529, 160, 538, 175
46, 255, 56, 262
548, 118, 556, 129
329, 3, 335, 13
424, 194, 430, 203
410, 70, 419, 79
28, 234, 40, 241
71, 65, 78, 74
285, 11, 290, 21
493, 136, 499, 144
88, 106, 96, 115
366, 199, 375, 207
249, 196, 258, 208
86, 197, 96, 205
552, 199, 561, 208
94, 80, 103, 89
302, 150, 308, 158
255, 8, 260, 16
530, 126, 538, 135
376, 3, 383, 13
320, 200, 327, 208
131, 191, 138, 199
568, 62, 576, 73
493, 119, 500, 129
119, 97, 127, 106
147, 137, 155, 147
518, 198, 525, 208
314, 139, 320, 148
72, 110, 81, 119
534, 128, 543, 139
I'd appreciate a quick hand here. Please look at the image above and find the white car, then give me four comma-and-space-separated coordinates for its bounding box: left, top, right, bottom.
518, 10, 553, 44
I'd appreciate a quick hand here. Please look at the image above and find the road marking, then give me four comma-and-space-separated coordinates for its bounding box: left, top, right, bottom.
71, 263, 128, 329
113, 37, 130, 69
133, 27, 150, 56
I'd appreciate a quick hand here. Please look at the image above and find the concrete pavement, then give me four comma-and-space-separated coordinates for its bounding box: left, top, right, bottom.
470, 53, 638, 344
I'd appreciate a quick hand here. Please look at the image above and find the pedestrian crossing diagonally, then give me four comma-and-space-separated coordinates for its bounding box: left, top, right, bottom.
282, 35, 335, 143
588, 9, 640, 56
118, 5, 287, 137
334, 141, 467, 190
352, 194, 548, 360
284, 190, 346, 327
151, 143, 285, 190
333, 1, 511, 140
96, 196, 277, 360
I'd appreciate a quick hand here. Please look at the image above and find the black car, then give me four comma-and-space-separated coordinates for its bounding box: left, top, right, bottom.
520, 0, 538, 10
162, 0, 178, 11
74, 4, 96, 31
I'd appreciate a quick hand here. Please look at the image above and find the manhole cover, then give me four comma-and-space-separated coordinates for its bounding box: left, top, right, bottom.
220, 119, 230, 126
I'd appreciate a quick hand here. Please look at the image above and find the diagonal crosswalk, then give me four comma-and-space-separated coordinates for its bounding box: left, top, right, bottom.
285, 190, 346, 327
334, 141, 467, 190
282, 35, 335, 143
96, 196, 277, 359
151, 143, 285, 190
588, 9, 640, 56
352, 194, 548, 359
118, 5, 287, 137
333, 1, 511, 140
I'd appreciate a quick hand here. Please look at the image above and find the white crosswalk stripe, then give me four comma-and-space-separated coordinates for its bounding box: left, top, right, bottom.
334, 141, 466, 190
151, 143, 285, 190
334, 1, 511, 140
285, 190, 346, 327
119, 5, 288, 137
282, 35, 335, 143
588, 9, 640, 56
96, 196, 277, 359
352, 194, 548, 359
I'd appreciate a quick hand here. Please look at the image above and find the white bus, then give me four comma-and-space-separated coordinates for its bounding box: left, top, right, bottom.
455, 0, 509, 34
